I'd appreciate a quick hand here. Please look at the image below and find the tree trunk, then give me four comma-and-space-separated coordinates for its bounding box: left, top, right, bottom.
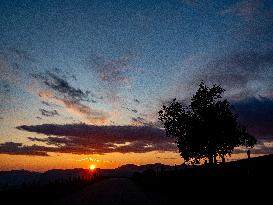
208, 155, 214, 165
213, 155, 217, 165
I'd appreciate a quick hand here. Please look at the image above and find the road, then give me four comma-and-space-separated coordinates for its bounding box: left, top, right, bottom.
51, 178, 152, 205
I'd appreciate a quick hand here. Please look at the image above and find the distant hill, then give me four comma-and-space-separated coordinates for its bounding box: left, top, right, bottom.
0, 170, 40, 187
0, 168, 86, 189
0, 163, 186, 189
100, 163, 187, 177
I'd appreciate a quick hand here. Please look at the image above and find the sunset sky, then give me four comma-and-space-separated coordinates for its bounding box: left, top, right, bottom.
1, 0, 273, 171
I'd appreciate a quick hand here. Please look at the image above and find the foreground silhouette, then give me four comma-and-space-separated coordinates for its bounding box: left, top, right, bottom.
132, 154, 273, 204
159, 82, 257, 165
52, 178, 151, 205
1, 155, 273, 204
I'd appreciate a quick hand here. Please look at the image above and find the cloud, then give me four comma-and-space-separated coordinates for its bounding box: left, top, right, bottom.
131, 117, 152, 126
0, 142, 49, 156
15, 123, 176, 155
32, 70, 109, 124
32, 71, 90, 102
220, 0, 273, 42
134, 99, 140, 103
193, 50, 273, 99
41, 101, 51, 106
0, 52, 19, 82
88, 53, 137, 102
39, 109, 59, 117
180, 0, 198, 6
7, 48, 34, 62
38, 90, 109, 124
75, 157, 111, 163
122, 106, 138, 113
131, 116, 161, 127
221, 0, 263, 18
0, 48, 34, 82
92, 54, 133, 86
233, 138, 273, 155
233, 96, 273, 138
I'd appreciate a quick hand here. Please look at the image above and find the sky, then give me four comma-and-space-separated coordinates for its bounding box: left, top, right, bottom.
1, 0, 273, 171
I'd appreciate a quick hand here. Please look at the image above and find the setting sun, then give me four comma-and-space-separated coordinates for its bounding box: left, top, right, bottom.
89, 164, 96, 170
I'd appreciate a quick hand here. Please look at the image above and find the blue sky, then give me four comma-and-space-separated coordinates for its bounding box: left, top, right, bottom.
1, 0, 273, 170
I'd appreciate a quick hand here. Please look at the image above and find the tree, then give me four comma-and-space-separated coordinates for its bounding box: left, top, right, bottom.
158, 82, 257, 165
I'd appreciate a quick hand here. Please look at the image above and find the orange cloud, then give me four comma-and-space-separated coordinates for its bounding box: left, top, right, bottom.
38, 90, 109, 125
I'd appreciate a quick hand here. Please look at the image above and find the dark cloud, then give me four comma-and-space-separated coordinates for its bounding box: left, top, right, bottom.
221, 0, 273, 42
2, 83, 10, 92
195, 50, 273, 98
131, 117, 161, 127
41, 101, 51, 106
7, 48, 33, 62
32, 71, 90, 102
122, 106, 138, 113
134, 99, 140, 103
88, 53, 137, 102
131, 117, 151, 126
233, 138, 273, 155
92, 54, 132, 86
233, 97, 273, 138
220, 0, 263, 18
206, 51, 273, 74
0, 142, 49, 156
16, 124, 176, 155
39, 109, 59, 117
90, 99, 97, 103
250, 139, 273, 155
180, 0, 198, 6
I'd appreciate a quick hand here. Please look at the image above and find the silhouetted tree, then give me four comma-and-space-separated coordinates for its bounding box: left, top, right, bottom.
159, 82, 257, 165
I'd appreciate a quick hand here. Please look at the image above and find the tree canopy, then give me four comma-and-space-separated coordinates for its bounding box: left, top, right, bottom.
158, 82, 257, 165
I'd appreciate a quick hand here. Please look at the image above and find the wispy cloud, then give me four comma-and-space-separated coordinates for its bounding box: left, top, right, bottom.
75, 157, 111, 163
7, 48, 34, 62
92, 54, 133, 86
134, 99, 141, 104
38, 90, 109, 124
0, 52, 19, 83
41, 101, 51, 106
122, 106, 138, 113
39, 109, 59, 117
0, 48, 34, 82
180, 0, 198, 6
233, 138, 273, 155
88, 53, 137, 103
131, 116, 161, 127
182, 50, 273, 100
32, 71, 90, 102
220, 0, 263, 18
28, 68, 111, 124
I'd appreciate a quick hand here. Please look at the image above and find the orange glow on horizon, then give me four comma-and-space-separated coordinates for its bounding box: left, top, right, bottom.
89, 164, 96, 170
0, 151, 259, 172
0, 151, 182, 171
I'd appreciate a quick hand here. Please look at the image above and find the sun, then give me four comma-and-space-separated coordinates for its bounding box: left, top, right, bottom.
89, 164, 96, 170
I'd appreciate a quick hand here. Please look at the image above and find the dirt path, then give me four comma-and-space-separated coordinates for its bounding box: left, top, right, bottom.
51, 178, 152, 205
